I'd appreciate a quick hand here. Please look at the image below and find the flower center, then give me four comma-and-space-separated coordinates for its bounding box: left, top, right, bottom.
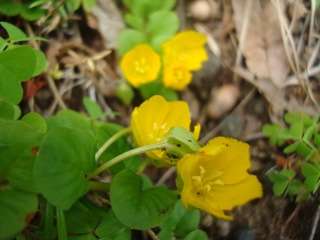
134, 58, 149, 74
173, 68, 183, 80
192, 165, 224, 194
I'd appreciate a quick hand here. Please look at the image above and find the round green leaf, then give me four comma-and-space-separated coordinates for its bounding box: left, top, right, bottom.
183, 229, 208, 240
146, 11, 179, 38
110, 169, 177, 230
0, 45, 36, 82
0, 190, 38, 239
117, 29, 148, 57
0, 100, 15, 120
21, 112, 47, 133
34, 127, 96, 210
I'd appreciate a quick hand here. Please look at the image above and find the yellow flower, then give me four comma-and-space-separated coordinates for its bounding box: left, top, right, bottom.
131, 95, 200, 162
162, 31, 208, 71
177, 137, 262, 220
120, 44, 161, 87
162, 63, 192, 91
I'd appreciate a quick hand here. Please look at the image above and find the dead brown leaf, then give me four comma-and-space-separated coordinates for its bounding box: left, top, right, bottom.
91, 0, 125, 49
232, 0, 290, 88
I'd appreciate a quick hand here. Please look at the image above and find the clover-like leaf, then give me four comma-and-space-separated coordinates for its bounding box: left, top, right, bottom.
110, 169, 177, 230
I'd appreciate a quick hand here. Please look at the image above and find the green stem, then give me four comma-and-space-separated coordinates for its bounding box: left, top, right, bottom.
95, 127, 132, 161
87, 140, 168, 180
43, 202, 54, 240
88, 181, 110, 191
56, 208, 67, 240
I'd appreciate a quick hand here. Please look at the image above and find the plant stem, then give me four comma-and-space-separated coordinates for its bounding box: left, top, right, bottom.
87, 140, 168, 180
43, 202, 54, 240
56, 208, 67, 240
95, 127, 132, 161
88, 181, 110, 191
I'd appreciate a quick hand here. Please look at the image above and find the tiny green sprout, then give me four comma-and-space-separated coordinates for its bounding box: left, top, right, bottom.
164, 126, 202, 159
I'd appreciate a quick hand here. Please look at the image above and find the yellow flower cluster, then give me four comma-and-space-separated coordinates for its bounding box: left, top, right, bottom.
131, 95, 262, 220
120, 31, 207, 90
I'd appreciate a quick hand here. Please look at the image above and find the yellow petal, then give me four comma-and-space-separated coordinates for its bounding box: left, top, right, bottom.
120, 44, 161, 87
162, 63, 192, 90
205, 175, 263, 211
131, 95, 193, 160
162, 31, 208, 71
200, 137, 251, 184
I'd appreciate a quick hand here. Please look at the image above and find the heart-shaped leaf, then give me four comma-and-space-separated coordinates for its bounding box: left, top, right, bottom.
110, 169, 177, 230
34, 127, 96, 210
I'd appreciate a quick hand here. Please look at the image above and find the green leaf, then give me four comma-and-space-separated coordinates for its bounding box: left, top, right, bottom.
262, 124, 282, 145
66, 0, 82, 12
147, 11, 179, 39
0, 36, 7, 52
0, 120, 44, 193
21, 112, 47, 133
268, 171, 287, 183
304, 176, 320, 193
46, 109, 93, 132
66, 198, 131, 239
82, 0, 97, 12
115, 82, 135, 106
281, 169, 296, 179
283, 141, 299, 154
150, 34, 172, 53
117, 29, 148, 57
83, 96, 105, 119
95, 209, 131, 240
0, 100, 15, 120
287, 179, 302, 195
314, 132, 320, 148
273, 181, 288, 196
0, 1, 22, 16
124, 13, 145, 31
34, 127, 96, 210
65, 200, 102, 235
32, 48, 47, 76
110, 169, 177, 230
0, 22, 27, 42
289, 121, 304, 139
184, 229, 208, 240
20, 3, 47, 21
130, 0, 177, 18
95, 123, 141, 174
0, 46, 37, 104
139, 81, 178, 101
0, 190, 38, 240
302, 163, 320, 177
